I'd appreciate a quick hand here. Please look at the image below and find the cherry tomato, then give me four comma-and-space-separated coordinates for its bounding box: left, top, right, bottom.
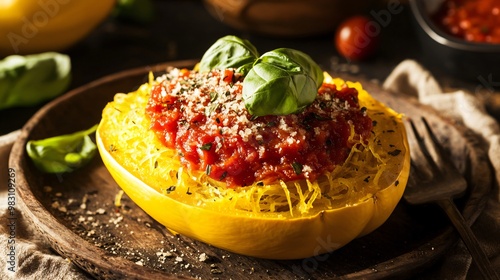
335, 15, 379, 61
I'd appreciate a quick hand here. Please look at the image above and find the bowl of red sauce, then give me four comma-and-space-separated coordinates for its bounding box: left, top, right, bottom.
410, 0, 500, 81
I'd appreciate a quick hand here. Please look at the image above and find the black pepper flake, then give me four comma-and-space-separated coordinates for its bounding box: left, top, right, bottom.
166, 186, 176, 194
154, 160, 158, 169
256, 182, 264, 186
109, 144, 118, 152
395, 180, 400, 186
200, 143, 212, 151
291, 162, 303, 175
186, 188, 192, 195
372, 120, 378, 127
388, 149, 401, 156
311, 113, 331, 121
364, 176, 370, 183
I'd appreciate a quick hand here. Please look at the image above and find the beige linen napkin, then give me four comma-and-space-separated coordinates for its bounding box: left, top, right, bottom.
383, 59, 500, 279
0, 130, 90, 280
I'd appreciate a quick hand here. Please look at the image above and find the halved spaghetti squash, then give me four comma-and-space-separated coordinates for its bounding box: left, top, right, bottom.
97, 68, 410, 260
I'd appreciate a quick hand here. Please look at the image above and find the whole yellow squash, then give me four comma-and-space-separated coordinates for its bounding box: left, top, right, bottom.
0, 0, 116, 55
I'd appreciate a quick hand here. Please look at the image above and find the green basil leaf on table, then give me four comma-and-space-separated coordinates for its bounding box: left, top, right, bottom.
0, 52, 71, 110
199, 35, 259, 76
26, 125, 98, 173
243, 48, 323, 116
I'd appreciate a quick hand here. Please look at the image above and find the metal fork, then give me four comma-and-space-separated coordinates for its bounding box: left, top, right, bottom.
404, 117, 499, 280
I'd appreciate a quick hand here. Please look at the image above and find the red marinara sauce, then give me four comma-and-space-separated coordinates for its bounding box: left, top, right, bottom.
432, 0, 500, 43
146, 68, 372, 188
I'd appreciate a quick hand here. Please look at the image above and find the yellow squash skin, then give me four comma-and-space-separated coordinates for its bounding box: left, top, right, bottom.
97, 74, 410, 260
0, 0, 116, 55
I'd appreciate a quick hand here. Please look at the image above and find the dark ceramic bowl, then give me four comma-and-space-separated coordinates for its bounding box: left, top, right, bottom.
410, 0, 500, 81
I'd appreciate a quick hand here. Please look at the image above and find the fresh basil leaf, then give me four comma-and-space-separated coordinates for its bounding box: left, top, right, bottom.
26, 124, 98, 173
243, 49, 322, 116
0, 52, 71, 110
261, 48, 324, 88
199, 35, 259, 75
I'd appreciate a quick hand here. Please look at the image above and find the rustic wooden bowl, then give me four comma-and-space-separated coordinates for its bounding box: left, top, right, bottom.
9, 61, 492, 279
202, 0, 379, 37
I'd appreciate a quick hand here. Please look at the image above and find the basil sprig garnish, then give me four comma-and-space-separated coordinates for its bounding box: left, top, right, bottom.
243, 48, 323, 116
26, 125, 98, 173
199, 36, 323, 116
199, 35, 259, 76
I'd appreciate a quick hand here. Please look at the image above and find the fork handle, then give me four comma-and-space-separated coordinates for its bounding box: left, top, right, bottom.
437, 199, 499, 280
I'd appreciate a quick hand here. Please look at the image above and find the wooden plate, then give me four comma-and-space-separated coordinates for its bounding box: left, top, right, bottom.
10, 60, 493, 279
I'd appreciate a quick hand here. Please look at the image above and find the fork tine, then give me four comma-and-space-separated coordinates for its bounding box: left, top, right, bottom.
420, 117, 457, 170
408, 118, 440, 174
